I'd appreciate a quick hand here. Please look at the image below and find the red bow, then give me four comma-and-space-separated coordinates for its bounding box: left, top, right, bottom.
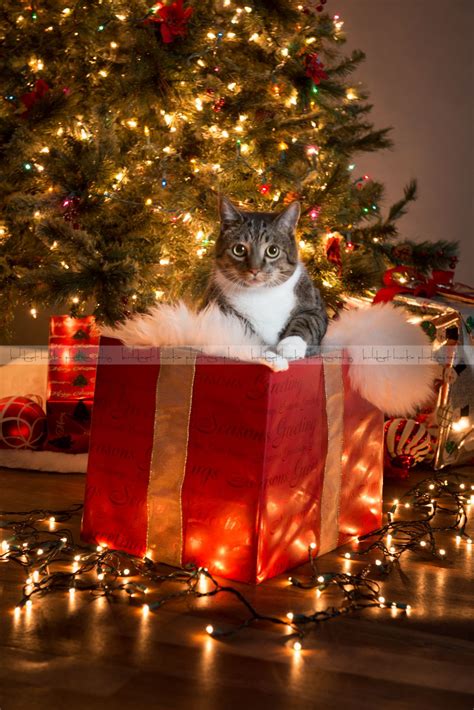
373, 266, 474, 304
147, 0, 193, 43
304, 53, 328, 85
20, 79, 50, 113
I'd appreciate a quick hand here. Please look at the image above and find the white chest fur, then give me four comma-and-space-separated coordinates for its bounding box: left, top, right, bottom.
216, 265, 301, 347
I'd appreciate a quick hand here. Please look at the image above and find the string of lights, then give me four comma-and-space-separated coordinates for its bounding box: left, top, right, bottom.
1, 469, 471, 651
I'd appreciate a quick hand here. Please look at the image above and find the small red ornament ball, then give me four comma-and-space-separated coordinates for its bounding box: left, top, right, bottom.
259, 183, 271, 195
0, 395, 46, 450
384, 418, 432, 478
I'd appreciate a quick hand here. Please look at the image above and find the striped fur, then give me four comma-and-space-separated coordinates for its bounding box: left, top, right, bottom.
203, 197, 328, 355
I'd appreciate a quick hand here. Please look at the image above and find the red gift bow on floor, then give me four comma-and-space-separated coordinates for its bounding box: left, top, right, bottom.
373, 266, 474, 304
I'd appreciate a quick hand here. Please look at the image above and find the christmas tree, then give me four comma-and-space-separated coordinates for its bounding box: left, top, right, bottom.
0, 0, 458, 338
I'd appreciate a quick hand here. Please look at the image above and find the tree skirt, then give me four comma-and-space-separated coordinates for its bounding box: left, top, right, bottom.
0, 449, 87, 473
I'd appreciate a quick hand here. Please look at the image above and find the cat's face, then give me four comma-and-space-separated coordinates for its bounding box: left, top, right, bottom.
215, 197, 301, 288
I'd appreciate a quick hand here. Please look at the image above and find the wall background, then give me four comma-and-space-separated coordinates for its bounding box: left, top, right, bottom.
336, 0, 473, 283
7, 0, 473, 344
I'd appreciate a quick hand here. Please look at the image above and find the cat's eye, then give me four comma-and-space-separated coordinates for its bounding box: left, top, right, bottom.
231, 243, 247, 257
265, 245, 280, 259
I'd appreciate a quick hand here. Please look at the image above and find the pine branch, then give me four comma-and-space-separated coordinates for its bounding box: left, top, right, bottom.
386, 180, 418, 222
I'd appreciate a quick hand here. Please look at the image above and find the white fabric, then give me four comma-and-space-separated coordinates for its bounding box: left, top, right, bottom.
0, 449, 88, 473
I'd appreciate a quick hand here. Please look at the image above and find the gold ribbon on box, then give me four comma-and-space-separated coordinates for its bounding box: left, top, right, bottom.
319, 357, 344, 555
145, 349, 345, 567
146, 348, 197, 566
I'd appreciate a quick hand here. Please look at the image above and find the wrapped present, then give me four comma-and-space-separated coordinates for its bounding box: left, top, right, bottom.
47, 316, 99, 400
81, 338, 383, 584
392, 291, 474, 469
43, 316, 99, 454
44, 398, 93, 453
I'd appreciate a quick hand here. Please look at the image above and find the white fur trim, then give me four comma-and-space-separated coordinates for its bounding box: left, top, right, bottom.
324, 303, 436, 416
103, 302, 262, 362
103, 301, 435, 416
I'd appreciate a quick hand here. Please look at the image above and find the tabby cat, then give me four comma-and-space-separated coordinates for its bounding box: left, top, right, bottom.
203, 196, 328, 359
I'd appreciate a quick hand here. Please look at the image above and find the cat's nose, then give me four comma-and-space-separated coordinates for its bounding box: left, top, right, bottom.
248, 268, 260, 276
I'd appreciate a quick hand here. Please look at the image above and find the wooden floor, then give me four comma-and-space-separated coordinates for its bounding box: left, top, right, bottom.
1, 467, 473, 710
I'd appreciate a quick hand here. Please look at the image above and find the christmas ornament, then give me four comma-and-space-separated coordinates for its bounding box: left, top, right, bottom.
326, 233, 342, 270
384, 418, 432, 479
212, 97, 225, 113
259, 182, 271, 196
20, 79, 50, 114
304, 53, 328, 85
62, 195, 81, 229
147, 0, 193, 44
302, 0, 329, 13
0, 395, 46, 450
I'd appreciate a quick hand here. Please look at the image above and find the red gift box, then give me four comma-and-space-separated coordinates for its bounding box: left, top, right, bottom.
47, 316, 99, 400
81, 338, 383, 583
44, 398, 93, 453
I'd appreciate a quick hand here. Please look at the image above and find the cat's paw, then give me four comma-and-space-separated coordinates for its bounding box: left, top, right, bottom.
276, 336, 307, 360
260, 350, 289, 372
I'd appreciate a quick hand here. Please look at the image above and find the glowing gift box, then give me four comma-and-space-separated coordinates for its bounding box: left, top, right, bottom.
81, 338, 383, 583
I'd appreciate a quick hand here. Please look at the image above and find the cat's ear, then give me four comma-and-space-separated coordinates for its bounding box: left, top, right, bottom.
219, 195, 243, 225
274, 201, 301, 233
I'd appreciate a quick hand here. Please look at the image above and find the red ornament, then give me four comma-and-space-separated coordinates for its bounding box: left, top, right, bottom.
0, 395, 46, 450
309, 206, 321, 221
302, 0, 328, 12
20, 79, 50, 113
259, 183, 271, 195
213, 97, 225, 113
147, 0, 193, 43
326, 233, 342, 269
384, 418, 432, 479
304, 53, 328, 85
62, 195, 81, 229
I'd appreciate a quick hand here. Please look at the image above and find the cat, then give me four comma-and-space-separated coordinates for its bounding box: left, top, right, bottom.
202, 196, 328, 361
